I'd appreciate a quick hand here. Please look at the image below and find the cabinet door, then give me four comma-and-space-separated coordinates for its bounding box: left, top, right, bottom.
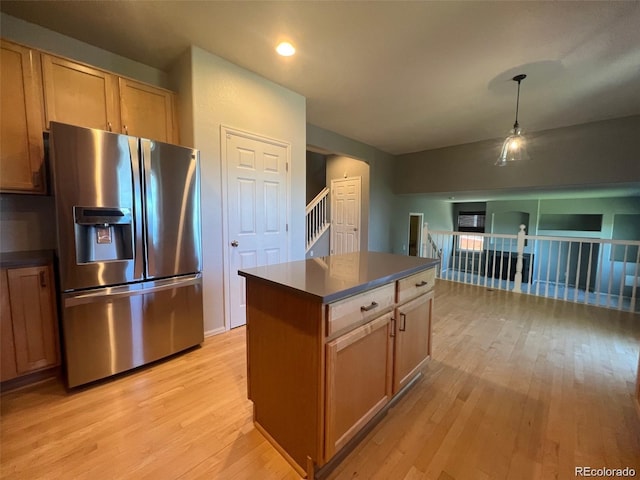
7, 265, 59, 374
119, 77, 178, 143
1, 269, 18, 381
41, 54, 120, 132
393, 291, 433, 394
0, 40, 46, 193
325, 312, 393, 460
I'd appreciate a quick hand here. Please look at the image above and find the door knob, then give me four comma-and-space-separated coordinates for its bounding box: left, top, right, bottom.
231, 240, 239, 247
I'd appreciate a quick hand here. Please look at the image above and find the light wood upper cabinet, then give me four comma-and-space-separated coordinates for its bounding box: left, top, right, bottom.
40, 53, 179, 143
41, 53, 121, 132
119, 77, 179, 144
0, 39, 46, 194
2, 265, 59, 380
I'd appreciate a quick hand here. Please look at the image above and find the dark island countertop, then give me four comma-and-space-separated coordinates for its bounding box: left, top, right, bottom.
238, 251, 439, 303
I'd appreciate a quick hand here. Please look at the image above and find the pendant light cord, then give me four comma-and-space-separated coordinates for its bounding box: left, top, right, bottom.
511, 73, 526, 130
514, 79, 521, 130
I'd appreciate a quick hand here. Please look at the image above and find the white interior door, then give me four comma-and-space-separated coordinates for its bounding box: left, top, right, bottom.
330, 177, 361, 255
223, 127, 290, 328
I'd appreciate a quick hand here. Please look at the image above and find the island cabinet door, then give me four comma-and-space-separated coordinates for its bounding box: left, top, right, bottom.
393, 291, 433, 395
325, 312, 393, 461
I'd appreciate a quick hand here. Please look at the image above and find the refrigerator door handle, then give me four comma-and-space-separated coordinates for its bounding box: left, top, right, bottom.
64, 274, 202, 307
129, 137, 145, 281
141, 139, 156, 277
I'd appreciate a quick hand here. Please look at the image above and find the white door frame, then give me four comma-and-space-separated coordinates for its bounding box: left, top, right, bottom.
330, 176, 361, 255
408, 213, 424, 256
220, 125, 291, 330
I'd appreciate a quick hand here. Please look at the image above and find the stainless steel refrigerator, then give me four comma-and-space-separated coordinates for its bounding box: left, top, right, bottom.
50, 122, 203, 388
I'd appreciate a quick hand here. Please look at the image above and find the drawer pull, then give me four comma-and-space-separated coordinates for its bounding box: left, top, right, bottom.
360, 301, 379, 312
399, 312, 407, 332
415, 280, 429, 287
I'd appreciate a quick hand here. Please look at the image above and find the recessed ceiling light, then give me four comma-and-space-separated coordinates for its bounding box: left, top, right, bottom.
276, 41, 296, 57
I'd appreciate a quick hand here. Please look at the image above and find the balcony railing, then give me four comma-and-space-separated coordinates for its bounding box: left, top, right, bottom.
422, 224, 640, 313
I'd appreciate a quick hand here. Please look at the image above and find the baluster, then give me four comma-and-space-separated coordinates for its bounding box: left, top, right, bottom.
498, 238, 506, 290
552, 241, 561, 299
450, 233, 455, 280
618, 244, 628, 310
584, 242, 594, 305
544, 240, 552, 297
563, 242, 571, 301
529, 239, 542, 295
491, 237, 498, 289
464, 244, 469, 284
607, 244, 615, 308
513, 227, 522, 294
631, 247, 640, 313
596, 242, 604, 306
574, 242, 582, 303
483, 237, 491, 287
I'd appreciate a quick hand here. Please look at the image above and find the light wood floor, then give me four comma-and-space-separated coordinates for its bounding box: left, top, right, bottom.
1, 280, 639, 479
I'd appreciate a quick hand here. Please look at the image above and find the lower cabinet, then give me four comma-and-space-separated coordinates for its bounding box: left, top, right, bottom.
325, 312, 393, 459
0, 264, 60, 382
243, 262, 437, 478
393, 291, 434, 394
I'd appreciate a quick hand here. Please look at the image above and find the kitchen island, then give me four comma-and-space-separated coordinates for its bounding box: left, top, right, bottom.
238, 251, 439, 478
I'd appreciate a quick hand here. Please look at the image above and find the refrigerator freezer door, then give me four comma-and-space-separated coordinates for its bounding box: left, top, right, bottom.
141, 139, 201, 279
50, 122, 144, 291
61, 274, 204, 388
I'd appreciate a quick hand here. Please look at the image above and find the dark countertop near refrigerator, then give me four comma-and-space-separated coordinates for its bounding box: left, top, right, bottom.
0, 250, 55, 268
238, 251, 440, 304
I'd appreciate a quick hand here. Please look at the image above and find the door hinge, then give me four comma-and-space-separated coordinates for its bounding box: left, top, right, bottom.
286, 224, 289, 232
286, 162, 289, 172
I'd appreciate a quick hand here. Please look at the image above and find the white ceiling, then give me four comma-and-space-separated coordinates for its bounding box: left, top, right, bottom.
2, 1, 640, 156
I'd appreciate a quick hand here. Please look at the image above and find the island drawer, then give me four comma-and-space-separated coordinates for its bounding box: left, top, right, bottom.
327, 283, 395, 337
397, 267, 435, 304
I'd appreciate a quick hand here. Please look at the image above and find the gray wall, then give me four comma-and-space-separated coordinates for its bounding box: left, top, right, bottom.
391, 196, 454, 254
391, 196, 640, 253
307, 124, 395, 252
180, 46, 306, 335
306, 151, 327, 204
394, 116, 640, 196
538, 197, 640, 240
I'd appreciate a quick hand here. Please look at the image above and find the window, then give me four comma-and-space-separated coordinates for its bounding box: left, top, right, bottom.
457, 211, 485, 251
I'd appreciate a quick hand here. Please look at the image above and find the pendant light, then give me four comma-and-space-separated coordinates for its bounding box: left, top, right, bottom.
496, 74, 529, 166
